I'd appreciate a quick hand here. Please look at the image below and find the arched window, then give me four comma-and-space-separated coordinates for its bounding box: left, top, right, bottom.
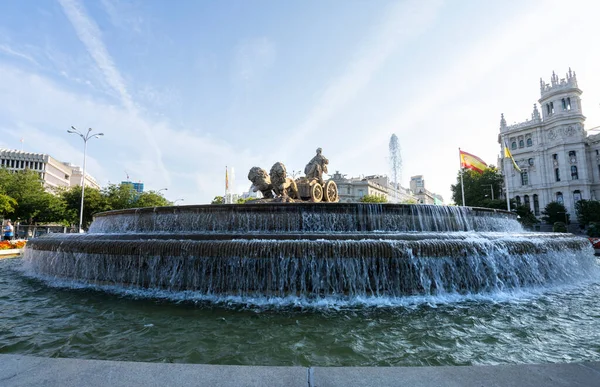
533, 194, 540, 216
511, 141, 517, 150
571, 165, 578, 180
555, 168, 560, 182
526, 138, 533, 147
521, 171, 529, 186
515, 196, 521, 206
573, 190, 582, 202
519, 139, 524, 148
556, 192, 564, 204
524, 195, 530, 210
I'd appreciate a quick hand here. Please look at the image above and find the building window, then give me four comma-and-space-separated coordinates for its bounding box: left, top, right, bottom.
546, 104, 551, 115
528, 158, 534, 166
524, 195, 530, 209
556, 192, 564, 204
552, 154, 558, 160
516, 196, 521, 206
550, 102, 554, 114
567, 97, 571, 110
533, 194, 540, 216
526, 138, 533, 147
555, 168, 560, 182
568, 150, 576, 157
518, 139, 524, 148
571, 165, 578, 180
521, 171, 529, 186
511, 141, 517, 150
573, 190, 582, 203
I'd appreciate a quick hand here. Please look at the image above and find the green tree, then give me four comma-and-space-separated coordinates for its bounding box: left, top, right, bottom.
136, 191, 170, 208
236, 197, 256, 204
450, 167, 505, 209
542, 201, 570, 224
514, 204, 539, 228
211, 196, 224, 204
61, 186, 108, 229
575, 200, 600, 226
360, 194, 387, 203
0, 193, 16, 216
103, 183, 139, 210
0, 168, 65, 223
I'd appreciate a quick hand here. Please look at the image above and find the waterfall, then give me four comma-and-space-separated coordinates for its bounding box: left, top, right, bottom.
23, 203, 598, 298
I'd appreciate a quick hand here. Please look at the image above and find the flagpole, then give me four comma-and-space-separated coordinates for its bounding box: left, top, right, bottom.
459, 148, 465, 206
504, 158, 511, 212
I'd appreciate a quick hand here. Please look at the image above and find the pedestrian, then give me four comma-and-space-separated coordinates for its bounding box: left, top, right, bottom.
4, 221, 14, 241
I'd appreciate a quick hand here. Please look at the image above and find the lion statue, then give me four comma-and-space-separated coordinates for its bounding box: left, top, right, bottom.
247, 167, 274, 199
269, 162, 299, 199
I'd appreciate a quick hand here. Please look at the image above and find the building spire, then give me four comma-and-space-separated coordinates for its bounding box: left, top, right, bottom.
532, 104, 540, 121
500, 113, 507, 129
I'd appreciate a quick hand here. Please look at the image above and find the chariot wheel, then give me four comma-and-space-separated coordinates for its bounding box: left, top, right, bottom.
323, 181, 338, 202
311, 183, 323, 202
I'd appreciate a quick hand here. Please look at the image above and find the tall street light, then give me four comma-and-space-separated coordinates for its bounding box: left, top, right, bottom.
68, 126, 104, 232
173, 198, 184, 205
157, 188, 168, 194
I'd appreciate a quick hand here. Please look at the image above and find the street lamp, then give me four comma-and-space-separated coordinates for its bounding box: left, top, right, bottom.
173, 198, 184, 205
68, 126, 104, 233
157, 188, 168, 194
481, 184, 494, 200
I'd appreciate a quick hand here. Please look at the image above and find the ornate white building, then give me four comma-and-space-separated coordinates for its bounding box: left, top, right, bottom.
498, 69, 600, 220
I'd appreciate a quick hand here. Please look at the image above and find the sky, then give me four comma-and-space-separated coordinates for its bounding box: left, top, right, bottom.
1, 0, 599, 204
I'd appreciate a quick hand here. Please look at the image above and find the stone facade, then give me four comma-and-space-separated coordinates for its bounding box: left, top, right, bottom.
0, 149, 100, 190
498, 69, 600, 219
331, 172, 417, 203
409, 175, 443, 205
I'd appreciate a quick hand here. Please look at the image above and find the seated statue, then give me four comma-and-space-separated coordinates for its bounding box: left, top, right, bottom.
247, 167, 274, 199
270, 162, 299, 199
304, 147, 329, 185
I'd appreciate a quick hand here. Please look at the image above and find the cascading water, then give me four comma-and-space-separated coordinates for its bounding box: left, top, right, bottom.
22, 203, 599, 300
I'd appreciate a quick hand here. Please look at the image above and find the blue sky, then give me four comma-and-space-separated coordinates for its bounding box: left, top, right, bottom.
1, 0, 599, 204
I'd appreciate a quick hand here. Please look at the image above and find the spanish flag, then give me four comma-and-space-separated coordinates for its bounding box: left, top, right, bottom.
503, 141, 521, 172
459, 150, 487, 174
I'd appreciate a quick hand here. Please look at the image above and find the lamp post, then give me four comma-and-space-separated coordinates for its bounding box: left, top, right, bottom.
157, 188, 168, 194
173, 198, 184, 205
481, 184, 494, 200
67, 126, 103, 233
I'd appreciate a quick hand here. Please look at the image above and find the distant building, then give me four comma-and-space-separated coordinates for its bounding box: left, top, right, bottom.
331, 171, 416, 203
122, 181, 144, 193
409, 175, 444, 205
498, 68, 600, 219
0, 149, 99, 190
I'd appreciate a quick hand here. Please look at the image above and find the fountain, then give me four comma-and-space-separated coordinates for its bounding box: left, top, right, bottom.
7, 150, 600, 368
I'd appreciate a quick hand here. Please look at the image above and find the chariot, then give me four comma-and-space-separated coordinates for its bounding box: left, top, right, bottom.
295, 178, 339, 202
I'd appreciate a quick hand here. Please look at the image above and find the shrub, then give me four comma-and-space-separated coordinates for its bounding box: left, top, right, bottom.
587, 222, 600, 238
553, 222, 567, 233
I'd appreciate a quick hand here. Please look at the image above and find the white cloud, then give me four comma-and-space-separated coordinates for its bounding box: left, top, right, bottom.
280, 0, 444, 157
0, 64, 262, 203
0, 43, 40, 66
58, 0, 171, 186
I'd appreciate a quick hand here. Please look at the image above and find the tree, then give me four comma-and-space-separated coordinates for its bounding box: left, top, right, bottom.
575, 200, 600, 226
211, 196, 224, 204
542, 201, 570, 224
103, 183, 139, 210
514, 204, 539, 228
0, 193, 16, 216
450, 167, 504, 208
61, 186, 108, 229
360, 194, 387, 203
0, 168, 64, 223
236, 197, 256, 204
136, 191, 170, 208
